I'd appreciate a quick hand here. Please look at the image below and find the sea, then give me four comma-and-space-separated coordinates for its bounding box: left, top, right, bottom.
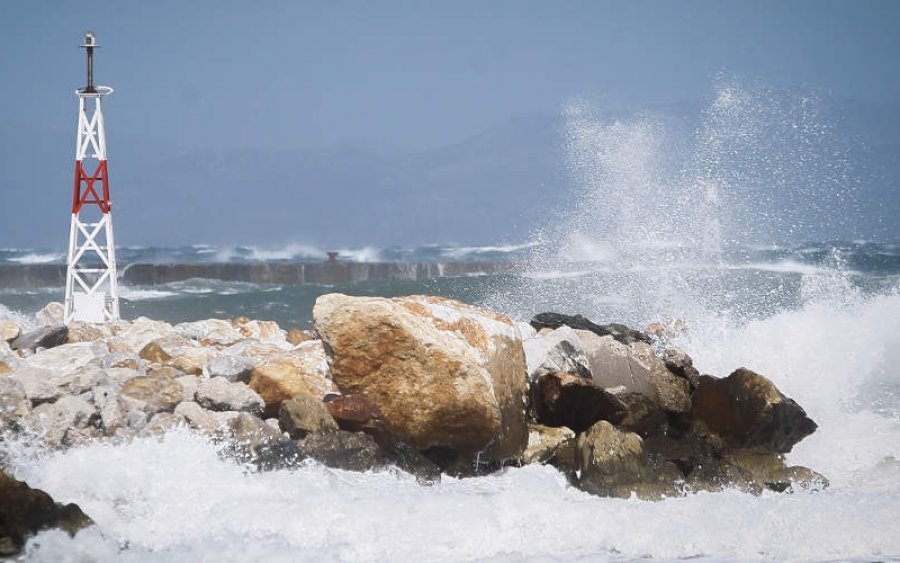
1, 87, 899, 561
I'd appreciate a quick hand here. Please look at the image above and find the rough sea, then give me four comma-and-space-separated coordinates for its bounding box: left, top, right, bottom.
2, 87, 899, 561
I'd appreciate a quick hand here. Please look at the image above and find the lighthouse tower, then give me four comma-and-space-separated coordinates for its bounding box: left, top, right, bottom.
64, 31, 120, 324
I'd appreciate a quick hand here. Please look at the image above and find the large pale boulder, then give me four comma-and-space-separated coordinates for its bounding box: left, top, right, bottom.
0, 320, 21, 342
35, 302, 65, 326
10, 366, 105, 403
175, 319, 244, 347
313, 293, 528, 463
691, 368, 817, 453
196, 377, 265, 414
522, 326, 592, 379
108, 318, 175, 354
23, 342, 103, 375
26, 396, 95, 447
248, 340, 336, 409
577, 331, 690, 413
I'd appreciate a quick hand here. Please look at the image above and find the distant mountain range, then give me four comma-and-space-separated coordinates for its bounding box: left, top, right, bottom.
1, 98, 898, 249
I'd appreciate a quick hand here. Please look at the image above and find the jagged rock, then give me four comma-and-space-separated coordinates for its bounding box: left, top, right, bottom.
523, 423, 576, 466
382, 443, 443, 484
286, 328, 316, 346
173, 401, 240, 435
516, 321, 538, 341
175, 319, 244, 346
235, 320, 284, 343
225, 413, 302, 470
314, 293, 528, 465
577, 331, 691, 413
530, 371, 627, 432
207, 354, 254, 382
0, 320, 21, 342
608, 389, 670, 437
11, 326, 69, 352
522, 326, 592, 379
726, 451, 828, 492
10, 366, 105, 403
26, 396, 95, 447
107, 318, 175, 354
0, 469, 93, 556
248, 339, 336, 410
662, 348, 701, 388
35, 302, 65, 326
691, 368, 818, 453
89, 385, 125, 434
139, 412, 186, 437
0, 377, 29, 431
101, 352, 143, 372
324, 394, 381, 433
575, 420, 670, 499
0, 361, 9, 374
146, 365, 185, 379
139, 341, 172, 364
196, 376, 265, 414
175, 375, 199, 403
279, 395, 339, 439
61, 426, 103, 447
23, 342, 104, 375
530, 313, 650, 345
299, 429, 382, 472
66, 321, 109, 343
120, 374, 183, 414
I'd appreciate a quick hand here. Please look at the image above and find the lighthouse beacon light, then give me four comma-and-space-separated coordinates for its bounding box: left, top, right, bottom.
64, 31, 120, 324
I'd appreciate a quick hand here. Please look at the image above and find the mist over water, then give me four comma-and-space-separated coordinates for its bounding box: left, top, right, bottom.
3, 85, 900, 561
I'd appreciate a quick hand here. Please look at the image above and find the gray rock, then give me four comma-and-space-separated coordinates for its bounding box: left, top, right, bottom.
299, 430, 382, 472
196, 377, 265, 414
27, 396, 96, 447
279, 395, 338, 439
10, 367, 106, 403
174, 401, 239, 436
530, 371, 627, 432
23, 342, 105, 375
10, 326, 69, 352
530, 313, 650, 345
523, 326, 592, 379
207, 354, 254, 383
175, 375, 199, 403
663, 348, 701, 388
223, 413, 303, 470
0, 377, 29, 431
139, 413, 186, 437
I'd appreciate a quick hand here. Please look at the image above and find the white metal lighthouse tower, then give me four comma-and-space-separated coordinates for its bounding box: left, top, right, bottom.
64, 31, 120, 324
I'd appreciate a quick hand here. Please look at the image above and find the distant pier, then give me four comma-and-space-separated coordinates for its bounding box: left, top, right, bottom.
0, 261, 516, 289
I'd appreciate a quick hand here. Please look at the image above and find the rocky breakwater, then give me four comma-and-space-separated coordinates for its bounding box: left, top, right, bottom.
0, 298, 824, 551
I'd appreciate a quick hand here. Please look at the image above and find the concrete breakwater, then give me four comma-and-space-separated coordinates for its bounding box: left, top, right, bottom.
0, 261, 515, 289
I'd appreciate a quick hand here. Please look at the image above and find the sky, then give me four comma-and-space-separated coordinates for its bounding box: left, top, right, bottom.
4, 0, 900, 151
1, 1, 899, 248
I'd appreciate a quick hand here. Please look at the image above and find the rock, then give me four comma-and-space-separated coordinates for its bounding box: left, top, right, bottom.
522, 326, 592, 379
530, 313, 650, 345
248, 339, 336, 410
530, 371, 627, 432
35, 302, 65, 326
0, 320, 21, 342
196, 377, 265, 414
89, 385, 125, 434
107, 318, 175, 354
575, 421, 659, 498
314, 294, 528, 465
175, 319, 243, 346
139, 412, 186, 437
0, 377, 29, 431
175, 375, 199, 403
66, 321, 109, 343
691, 368, 818, 453
61, 426, 103, 448
173, 401, 240, 436
578, 331, 691, 413
608, 389, 670, 437
10, 326, 69, 352
101, 352, 143, 372
10, 366, 106, 403
120, 374, 184, 414
516, 321, 538, 341
236, 320, 284, 343
23, 342, 103, 375
207, 354, 254, 382
0, 469, 93, 556
300, 430, 382, 472
522, 424, 576, 466
224, 413, 303, 470
279, 395, 339, 439
0, 361, 9, 374
286, 328, 316, 346
139, 341, 172, 363
27, 396, 95, 447
324, 394, 381, 433
726, 451, 829, 492
662, 348, 701, 388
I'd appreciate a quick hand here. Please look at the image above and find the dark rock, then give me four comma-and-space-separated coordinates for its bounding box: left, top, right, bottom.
0, 469, 93, 556
691, 368, 818, 453
325, 394, 383, 433
299, 430, 382, 472
279, 395, 338, 439
530, 371, 627, 432
382, 442, 443, 485
530, 313, 650, 345
575, 421, 671, 498
662, 348, 701, 389
10, 326, 69, 352
224, 413, 304, 471
612, 391, 670, 437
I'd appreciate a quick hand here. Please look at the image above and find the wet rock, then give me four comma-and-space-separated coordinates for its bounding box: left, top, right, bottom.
279, 395, 339, 439
61, 426, 103, 448
314, 293, 528, 464
662, 348, 701, 388
382, 442, 443, 484
691, 368, 818, 453
299, 429, 382, 472
120, 374, 184, 414
10, 326, 69, 352
530, 371, 627, 432
324, 394, 381, 433
578, 331, 691, 413
608, 389, 670, 437
35, 302, 65, 326
522, 326, 592, 379
0, 320, 21, 342
523, 423, 576, 466
0, 377, 29, 431
530, 313, 651, 345
196, 376, 265, 414
174, 401, 240, 436
139, 412, 186, 437
89, 385, 126, 434
726, 451, 829, 492
26, 396, 95, 447
575, 421, 659, 498
248, 339, 336, 410
225, 413, 303, 470
0, 469, 93, 556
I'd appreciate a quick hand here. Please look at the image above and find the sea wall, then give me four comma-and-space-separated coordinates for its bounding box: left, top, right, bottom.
0, 262, 514, 289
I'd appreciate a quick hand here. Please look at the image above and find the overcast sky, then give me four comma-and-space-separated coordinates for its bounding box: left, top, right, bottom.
4, 0, 900, 151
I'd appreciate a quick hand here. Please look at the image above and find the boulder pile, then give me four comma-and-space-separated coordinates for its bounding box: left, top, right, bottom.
0, 296, 825, 550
